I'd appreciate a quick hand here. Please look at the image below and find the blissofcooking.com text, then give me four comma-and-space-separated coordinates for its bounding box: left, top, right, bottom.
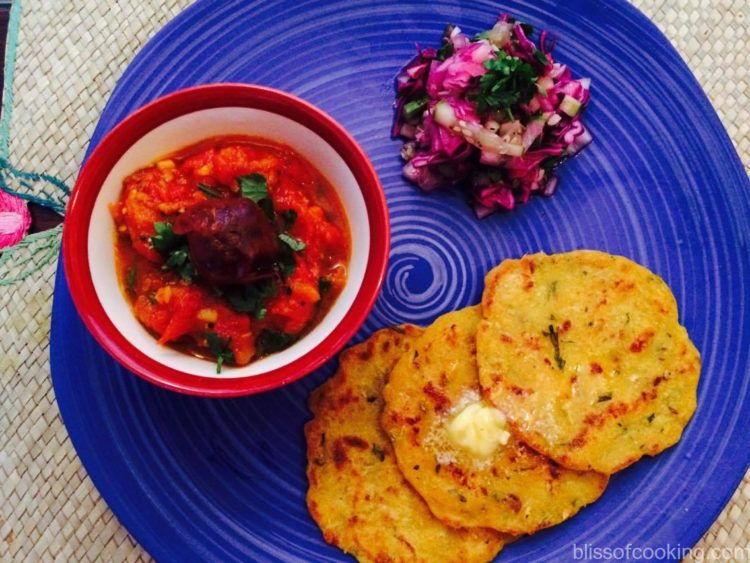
573, 543, 750, 561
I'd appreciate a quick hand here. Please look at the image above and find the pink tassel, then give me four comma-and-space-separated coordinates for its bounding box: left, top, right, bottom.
0, 190, 32, 249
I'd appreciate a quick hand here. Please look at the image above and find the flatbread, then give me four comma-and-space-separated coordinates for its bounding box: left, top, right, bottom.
305, 325, 507, 563
381, 308, 607, 535
477, 251, 701, 474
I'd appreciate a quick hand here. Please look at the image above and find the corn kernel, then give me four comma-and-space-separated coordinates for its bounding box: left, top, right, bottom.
197, 308, 218, 323
196, 164, 211, 176
156, 159, 176, 170
155, 286, 172, 304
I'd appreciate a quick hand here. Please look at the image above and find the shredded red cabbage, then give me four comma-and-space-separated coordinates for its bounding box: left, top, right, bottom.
393, 15, 592, 217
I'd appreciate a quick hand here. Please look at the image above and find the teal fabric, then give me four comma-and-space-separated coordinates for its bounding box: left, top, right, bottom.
0, 0, 68, 284
0, 0, 21, 160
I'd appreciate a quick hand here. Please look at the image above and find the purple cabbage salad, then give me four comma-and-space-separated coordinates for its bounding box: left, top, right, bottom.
393, 15, 592, 218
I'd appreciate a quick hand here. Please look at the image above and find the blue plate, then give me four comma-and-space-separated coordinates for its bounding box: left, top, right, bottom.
51, 0, 750, 561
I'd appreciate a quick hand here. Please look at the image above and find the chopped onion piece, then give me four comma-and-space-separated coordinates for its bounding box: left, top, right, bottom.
560, 95, 582, 117
433, 100, 458, 128
488, 21, 512, 47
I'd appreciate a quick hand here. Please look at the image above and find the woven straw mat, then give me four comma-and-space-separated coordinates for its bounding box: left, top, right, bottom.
1, 0, 748, 561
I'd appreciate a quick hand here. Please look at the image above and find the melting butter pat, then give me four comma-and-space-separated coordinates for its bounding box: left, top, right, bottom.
446, 403, 511, 457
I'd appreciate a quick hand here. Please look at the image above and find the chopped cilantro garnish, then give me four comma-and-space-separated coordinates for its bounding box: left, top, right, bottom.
436, 41, 454, 61
278, 232, 306, 252
597, 393, 613, 403
540, 156, 563, 174
256, 329, 296, 356
542, 324, 566, 370
197, 183, 221, 198
238, 173, 269, 202
162, 247, 188, 270
162, 247, 195, 282
403, 97, 429, 120
470, 51, 537, 115
223, 280, 277, 319
318, 277, 332, 294
533, 49, 549, 67
150, 222, 195, 282
281, 209, 298, 229
436, 24, 456, 61
277, 250, 297, 278
205, 331, 234, 374
259, 198, 275, 222
150, 222, 180, 252
126, 267, 137, 293
372, 444, 386, 462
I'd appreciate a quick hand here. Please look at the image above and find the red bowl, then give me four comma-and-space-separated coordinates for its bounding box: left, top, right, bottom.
63, 84, 389, 397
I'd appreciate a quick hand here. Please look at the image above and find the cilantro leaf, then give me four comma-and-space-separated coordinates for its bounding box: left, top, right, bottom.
436, 41, 454, 61
162, 247, 188, 270
540, 156, 564, 174
126, 267, 137, 293
318, 277, 332, 294
150, 221, 195, 282
256, 329, 296, 356
179, 263, 196, 283
205, 331, 234, 374
403, 97, 429, 120
281, 209, 298, 229
542, 324, 566, 370
238, 173, 269, 202
197, 183, 222, 198
276, 248, 297, 278
470, 51, 537, 115
278, 233, 306, 252
533, 49, 549, 67
259, 197, 275, 222
150, 222, 181, 252
436, 24, 456, 61
223, 280, 277, 318
275, 224, 305, 277
161, 246, 195, 282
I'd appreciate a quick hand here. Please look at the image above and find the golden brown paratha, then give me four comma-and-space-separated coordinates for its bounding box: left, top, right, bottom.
305, 325, 507, 562
477, 251, 701, 474
381, 308, 607, 535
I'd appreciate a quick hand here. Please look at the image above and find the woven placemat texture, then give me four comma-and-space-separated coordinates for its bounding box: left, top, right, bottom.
0, 0, 747, 561
0, 2, 193, 561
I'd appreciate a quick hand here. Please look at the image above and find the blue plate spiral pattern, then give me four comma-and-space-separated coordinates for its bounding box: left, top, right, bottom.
51, 0, 750, 561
